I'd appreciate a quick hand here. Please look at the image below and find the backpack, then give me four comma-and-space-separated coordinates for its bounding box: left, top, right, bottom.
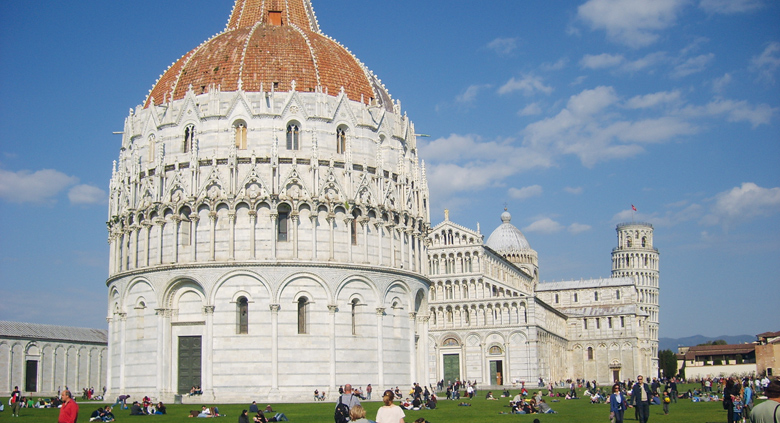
334, 395, 352, 423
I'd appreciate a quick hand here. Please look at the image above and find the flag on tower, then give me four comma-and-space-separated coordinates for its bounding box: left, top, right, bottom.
631, 204, 637, 212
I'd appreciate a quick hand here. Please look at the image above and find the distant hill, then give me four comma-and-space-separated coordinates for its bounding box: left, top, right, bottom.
659, 334, 755, 352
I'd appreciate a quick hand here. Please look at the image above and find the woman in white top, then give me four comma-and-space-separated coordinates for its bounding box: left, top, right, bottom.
375, 390, 405, 423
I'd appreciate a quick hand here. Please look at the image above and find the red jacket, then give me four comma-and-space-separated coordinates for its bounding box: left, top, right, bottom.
58, 399, 79, 423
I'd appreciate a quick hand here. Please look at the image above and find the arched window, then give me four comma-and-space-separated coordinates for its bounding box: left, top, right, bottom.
350, 209, 360, 245
336, 127, 347, 154
641, 236, 647, 247
286, 123, 300, 150
184, 124, 195, 153
297, 297, 308, 334
627, 238, 632, 247
237, 297, 248, 334
587, 347, 594, 360
277, 204, 291, 241
351, 298, 359, 335
234, 120, 247, 150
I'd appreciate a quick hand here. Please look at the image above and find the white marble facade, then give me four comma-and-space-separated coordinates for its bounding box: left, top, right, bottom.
0, 321, 107, 396
426, 214, 659, 386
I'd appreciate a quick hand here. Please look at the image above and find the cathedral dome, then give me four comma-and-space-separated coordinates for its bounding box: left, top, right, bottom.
485, 210, 532, 252
144, 0, 391, 109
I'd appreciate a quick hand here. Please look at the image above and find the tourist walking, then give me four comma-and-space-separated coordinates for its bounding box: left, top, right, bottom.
58, 389, 79, 423
10, 385, 21, 417
749, 377, 780, 423
609, 384, 628, 423
630, 375, 652, 423
375, 390, 405, 423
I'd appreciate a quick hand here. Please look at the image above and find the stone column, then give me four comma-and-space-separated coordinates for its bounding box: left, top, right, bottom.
270, 304, 280, 391
248, 211, 257, 259
420, 314, 430, 385
130, 226, 138, 269
400, 228, 406, 269
105, 316, 113, 397
291, 212, 299, 259
480, 342, 488, 384
387, 224, 396, 267
407, 229, 414, 271
190, 214, 199, 262
172, 217, 181, 263
327, 214, 335, 261
118, 312, 127, 391
375, 307, 385, 387
328, 304, 338, 390
408, 312, 417, 382
155, 218, 165, 265
203, 305, 215, 399
155, 308, 167, 397
209, 212, 217, 261
270, 212, 278, 260
504, 341, 511, 386
361, 217, 369, 263
228, 211, 236, 260
344, 216, 354, 263
143, 222, 152, 267
310, 214, 318, 260
375, 222, 384, 266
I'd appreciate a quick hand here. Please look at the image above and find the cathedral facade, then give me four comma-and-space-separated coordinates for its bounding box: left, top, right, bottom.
427, 213, 659, 387
105, 0, 657, 402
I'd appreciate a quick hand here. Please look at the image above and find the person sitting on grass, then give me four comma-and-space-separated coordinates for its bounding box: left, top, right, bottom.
537, 399, 557, 414
129, 401, 145, 415
486, 391, 497, 400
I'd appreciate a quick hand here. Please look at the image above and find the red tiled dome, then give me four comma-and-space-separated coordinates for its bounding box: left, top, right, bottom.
144, 0, 384, 108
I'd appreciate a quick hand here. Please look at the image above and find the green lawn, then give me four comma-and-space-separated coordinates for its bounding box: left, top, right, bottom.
2, 385, 752, 423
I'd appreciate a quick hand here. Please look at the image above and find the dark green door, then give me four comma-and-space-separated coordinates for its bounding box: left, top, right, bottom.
489, 360, 503, 385
178, 336, 202, 394
25, 360, 37, 392
443, 354, 460, 384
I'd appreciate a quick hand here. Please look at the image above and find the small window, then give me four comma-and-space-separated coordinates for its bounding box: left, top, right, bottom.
554, 294, 559, 304
627, 238, 632, 247
234, 121, 247, 150
268, 11, 282, 26
336, 127, 347, 154
583, 318, 588, 329
641, 236, 647, 247
286, 123, 300, 150
184, 124, 195, 153
237, 297, 248, 334
616, 290, 621, 300
608, 317, 613, 328
594, 292, 599, 301
596, 318, 601, 329
351, 298, 359, 336
574, 293, 578, 302
620, 316, 625, 327
587, 347, 594, 360
297, 297, 308, 334
350, 210, 360, 245
277, 204, 291, 241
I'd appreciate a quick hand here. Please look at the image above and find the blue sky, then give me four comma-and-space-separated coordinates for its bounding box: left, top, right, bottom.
0, 0, 778, 340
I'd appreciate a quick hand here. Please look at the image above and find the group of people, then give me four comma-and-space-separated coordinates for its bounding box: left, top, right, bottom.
88, 406, 116, 422
129, 397, 167, 415
336, 384, 408, 423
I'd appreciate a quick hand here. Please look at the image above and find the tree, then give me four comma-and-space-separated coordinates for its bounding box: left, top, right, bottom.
697, 340, 728, 346
658, 349, 678, 379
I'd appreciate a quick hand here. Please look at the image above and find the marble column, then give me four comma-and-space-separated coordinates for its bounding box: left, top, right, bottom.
228, 211, 236, 260
270, 304, 280, 391
375, 307, 385, 387
248, 211, 257, 259
190, 214, 199, 262
310, 214, 318, 260
209, 212, 217, 261
291, 212, 299, 259
328, 304, 338, 390
408, 312, 417, 383
203, 305, 215, 399
270, 212, 278, 260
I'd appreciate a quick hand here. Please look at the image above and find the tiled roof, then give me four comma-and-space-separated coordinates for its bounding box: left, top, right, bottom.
0, 321, 107, 344
536, 277, 635, 291
677, 343, 755, 360
145, 0, 384, 109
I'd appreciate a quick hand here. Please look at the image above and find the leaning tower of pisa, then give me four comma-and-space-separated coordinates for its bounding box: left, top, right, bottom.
612, 222, 659, 376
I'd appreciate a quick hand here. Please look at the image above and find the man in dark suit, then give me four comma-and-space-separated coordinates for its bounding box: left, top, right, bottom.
630, 375, 653, 423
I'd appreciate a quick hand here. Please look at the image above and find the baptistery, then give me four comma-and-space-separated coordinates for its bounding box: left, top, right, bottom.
106, 0, 430, 402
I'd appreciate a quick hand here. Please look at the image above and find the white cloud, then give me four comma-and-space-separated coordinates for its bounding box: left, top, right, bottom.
0, 168, 78, 203
671, 53, 715, 78
498, 74, 553, 96
68, 184, 106, 205
571, 75, 588, 86
682, 98, 776, 128
620, 51, 668, 72
540, 57, 569, 71
700, 0, 765, 14
564, 186, 583, 195
519, 103, 542, 116
419, 134, 554, 197
578, 0, 686, 48
456, 84, 491, 104
750, 42, 780, 84
580, 53, 624, 69
524, 218, 564, 234
702, 183, 780, 227
712, 73, 732, 93
625, 90, 681, 109
508, 185, 543, 200
523, 86, 697, 167
568, 223, 592, 234
487, 37, 518, 55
